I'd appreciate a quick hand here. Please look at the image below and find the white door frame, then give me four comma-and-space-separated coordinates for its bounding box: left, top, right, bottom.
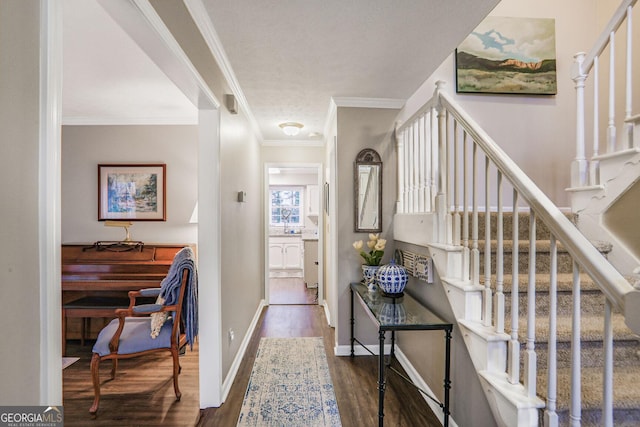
46, 0, 225, 408
264, 162, 324, 306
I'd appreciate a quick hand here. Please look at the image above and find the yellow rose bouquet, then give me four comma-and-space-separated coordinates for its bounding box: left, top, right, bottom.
353, 233, 386, 266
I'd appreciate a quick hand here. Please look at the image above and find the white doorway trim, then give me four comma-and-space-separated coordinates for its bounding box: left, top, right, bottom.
264, 162, 324, 306
40, 0, 63, 405
70, 0, 224, 408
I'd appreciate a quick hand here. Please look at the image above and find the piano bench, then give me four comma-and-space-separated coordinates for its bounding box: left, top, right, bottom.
62, 297, 132, 356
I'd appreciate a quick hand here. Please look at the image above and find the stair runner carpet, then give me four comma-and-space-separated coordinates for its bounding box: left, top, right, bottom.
475, 212, 640, 426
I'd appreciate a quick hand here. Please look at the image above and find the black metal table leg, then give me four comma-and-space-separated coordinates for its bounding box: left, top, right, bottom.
350, 288, 355, 357
390, 330, 396, 362
378, 329, 386, 427
444, 328, 452, 427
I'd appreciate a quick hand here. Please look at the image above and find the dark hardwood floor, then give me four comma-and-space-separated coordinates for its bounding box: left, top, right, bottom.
62, 304, 441, 426
269, 277, 318, 304
62, 339, 200, 426
198, 304, 441, 427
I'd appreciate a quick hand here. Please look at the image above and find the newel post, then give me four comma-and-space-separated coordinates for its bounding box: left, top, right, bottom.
434, 81, 448, 243
571, 52, 588, 187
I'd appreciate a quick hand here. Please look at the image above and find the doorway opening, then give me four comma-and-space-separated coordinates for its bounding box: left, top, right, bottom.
266, 164, 322, 305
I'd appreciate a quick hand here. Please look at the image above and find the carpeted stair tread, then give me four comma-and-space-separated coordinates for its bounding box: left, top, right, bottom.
537, 365, 640, 411
496, 273, 600, 293
468, 211, 578, 241
478, 240, 569, 255
509, 311, 639, 343
455, 211, 638, 424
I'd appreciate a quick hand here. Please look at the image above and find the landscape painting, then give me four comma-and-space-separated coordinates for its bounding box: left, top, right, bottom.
456, 17, 557, 95
98, 164, 166, 221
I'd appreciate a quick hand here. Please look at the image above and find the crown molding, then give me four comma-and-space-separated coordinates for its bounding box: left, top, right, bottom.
331, 97, 406, 109
62, 115, 198, 126
184, 0, 264, 141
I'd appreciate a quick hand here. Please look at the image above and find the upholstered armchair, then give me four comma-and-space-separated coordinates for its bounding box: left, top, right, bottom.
89, 247, 198, 417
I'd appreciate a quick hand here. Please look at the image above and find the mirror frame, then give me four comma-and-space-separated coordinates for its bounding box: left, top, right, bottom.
354, 148, 382, 233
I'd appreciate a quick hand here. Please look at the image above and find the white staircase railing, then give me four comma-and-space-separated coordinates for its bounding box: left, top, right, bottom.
571, 0, 638, 187
395, 81, 640, 426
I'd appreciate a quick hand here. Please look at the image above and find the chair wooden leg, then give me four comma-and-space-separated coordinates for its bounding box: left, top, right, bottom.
110, 359, 118, 380
171, 348, 182, 401
89, 353, 101, 417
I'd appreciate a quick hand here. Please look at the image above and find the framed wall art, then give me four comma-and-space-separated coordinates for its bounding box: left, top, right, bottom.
456, 16, 557, 95
98, 164, 166, 221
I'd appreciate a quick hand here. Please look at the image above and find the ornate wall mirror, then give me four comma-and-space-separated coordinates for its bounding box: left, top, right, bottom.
354, 148, 382, 232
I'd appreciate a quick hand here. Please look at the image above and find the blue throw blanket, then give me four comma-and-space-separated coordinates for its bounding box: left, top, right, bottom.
160, 247, 198, 349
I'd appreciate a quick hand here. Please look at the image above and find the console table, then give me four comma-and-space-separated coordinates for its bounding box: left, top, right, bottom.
350, 282, 453, 427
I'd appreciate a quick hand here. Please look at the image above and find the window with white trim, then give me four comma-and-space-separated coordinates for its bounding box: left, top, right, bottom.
270, 187, 303, 226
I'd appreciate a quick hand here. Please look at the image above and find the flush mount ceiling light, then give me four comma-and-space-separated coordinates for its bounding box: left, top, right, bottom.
279, 122, 304, 136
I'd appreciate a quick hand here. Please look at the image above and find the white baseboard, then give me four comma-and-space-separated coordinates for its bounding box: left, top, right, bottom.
322, 301, 333, 326
221, 299, 266, 402
394, 347, 459, 427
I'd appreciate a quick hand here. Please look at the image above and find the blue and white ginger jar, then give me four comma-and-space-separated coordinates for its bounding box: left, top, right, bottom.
376, 259, 408, 296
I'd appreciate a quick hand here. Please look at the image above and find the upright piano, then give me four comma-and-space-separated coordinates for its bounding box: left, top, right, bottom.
61, 243, 194, 355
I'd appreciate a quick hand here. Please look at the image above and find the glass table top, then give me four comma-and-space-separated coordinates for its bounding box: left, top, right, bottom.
351, 282, 452, 331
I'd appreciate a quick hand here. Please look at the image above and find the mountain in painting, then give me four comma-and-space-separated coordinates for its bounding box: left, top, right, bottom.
456, 51, 556, 74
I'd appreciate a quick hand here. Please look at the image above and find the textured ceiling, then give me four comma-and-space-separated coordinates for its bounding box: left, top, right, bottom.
62, 0, 498, 139
62, 0, 196, 125
202, 0, 498, 141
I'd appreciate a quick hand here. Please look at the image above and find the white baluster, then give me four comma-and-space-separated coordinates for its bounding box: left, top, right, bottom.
603, 299, 614, 427
544, 236, 558, 427
462, 131, 470, 282
418, 115, 426, 213
508, 190, 520, 384
471, 144, 480, 286
436, 94, 447, 244
569, 262, 582, 426
431, 107, 438, 210
453, 120, 461, 246
525, 210, 537, 397
445, 112, 453, 245
407, 125, 416, 213
424, 113, 432, 211
404, 124, 411, 213
494, 171, 504, 334
608, 32, 617, 153
483, 157, 492, 327
411, 121, 421, 212
591, 57, 600, 186
396, 128, 405, 214
625, 6, 633, 148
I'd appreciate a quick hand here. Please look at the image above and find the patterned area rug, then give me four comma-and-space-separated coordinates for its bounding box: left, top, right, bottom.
237, 337, 342, 426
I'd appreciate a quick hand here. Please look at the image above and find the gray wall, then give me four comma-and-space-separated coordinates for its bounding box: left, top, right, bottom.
149, 1, 265, 382
335, 106, 399, 346
398, 0, 603, 208
61, 125, 198, 244
0, 0, 45, 404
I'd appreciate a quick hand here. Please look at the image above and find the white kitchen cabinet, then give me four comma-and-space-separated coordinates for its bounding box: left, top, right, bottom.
269, 242, 285, 269
307, 185, 319, 216
283, 242, 302, 269
269, 236, 303, 276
